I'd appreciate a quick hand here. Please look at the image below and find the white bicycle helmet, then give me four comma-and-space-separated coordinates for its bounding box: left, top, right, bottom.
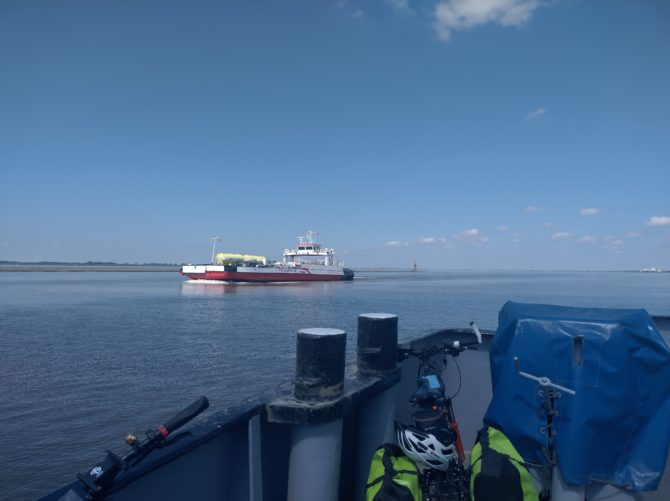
395, 422, 458, 471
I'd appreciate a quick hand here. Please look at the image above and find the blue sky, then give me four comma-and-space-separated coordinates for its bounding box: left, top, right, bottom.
1, 0, 668, 270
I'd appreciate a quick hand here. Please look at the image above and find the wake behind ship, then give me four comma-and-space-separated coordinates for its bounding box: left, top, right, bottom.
181, 232, 354, 283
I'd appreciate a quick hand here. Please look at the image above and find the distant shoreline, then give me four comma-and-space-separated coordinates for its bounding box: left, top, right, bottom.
0, 264, 179, 272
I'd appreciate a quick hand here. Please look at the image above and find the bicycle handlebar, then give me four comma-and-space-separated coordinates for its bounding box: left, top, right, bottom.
398, 321, 483, 361
401, 340, 476, 359
121, 395, 209, 466
61, 396, 209, 500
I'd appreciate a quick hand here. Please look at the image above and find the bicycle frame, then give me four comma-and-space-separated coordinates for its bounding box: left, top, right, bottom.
413, 357, 466, 463
397, 327, 481, 501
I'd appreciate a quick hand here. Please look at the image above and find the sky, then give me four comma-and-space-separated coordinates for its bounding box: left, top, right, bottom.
1, 0, 669, 270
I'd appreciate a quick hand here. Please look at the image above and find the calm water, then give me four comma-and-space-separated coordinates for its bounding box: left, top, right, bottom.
1, 270, 669, 500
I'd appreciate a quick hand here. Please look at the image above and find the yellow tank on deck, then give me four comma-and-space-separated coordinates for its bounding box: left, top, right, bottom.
215, 253, 267, 265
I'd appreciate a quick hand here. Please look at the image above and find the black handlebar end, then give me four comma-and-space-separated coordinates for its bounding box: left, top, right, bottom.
162, 396, 209, 435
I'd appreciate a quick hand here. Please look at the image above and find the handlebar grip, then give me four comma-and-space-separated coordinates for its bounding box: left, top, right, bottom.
161, 396, 209, 435
450, 340, 479, 351
397, 344, 413, 360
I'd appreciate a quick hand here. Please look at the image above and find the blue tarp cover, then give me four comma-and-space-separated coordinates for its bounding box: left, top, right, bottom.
484, 302, 670, 491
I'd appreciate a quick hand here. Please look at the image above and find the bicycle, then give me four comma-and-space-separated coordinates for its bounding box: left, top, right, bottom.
396, 322, 482, 501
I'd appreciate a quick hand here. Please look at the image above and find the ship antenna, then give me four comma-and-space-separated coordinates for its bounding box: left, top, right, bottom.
306, 230, 318, 243
211, 235, 221, 264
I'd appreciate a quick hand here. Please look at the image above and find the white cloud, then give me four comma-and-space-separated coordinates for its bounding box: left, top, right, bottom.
602, 236, 624, 247
580, 208, 600, 216
646, 216, 670, 226
525, 107, 547, 120
579, 235, 597, 243
385, 240, 409, 247
513, 231, 527, 243
456, 228, 489, 245
625, 232, 641, 238
551, 232, 572, 240
385, 0, 413, 13
419, 237, 436, 243
434, 0, 542, 41
337, 2, 365, 21
544, 222, 553, 228
494, 225, 509, 231
525, 205, 543, 213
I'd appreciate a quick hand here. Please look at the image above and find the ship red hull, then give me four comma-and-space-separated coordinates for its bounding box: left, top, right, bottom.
181, 271, 352, 282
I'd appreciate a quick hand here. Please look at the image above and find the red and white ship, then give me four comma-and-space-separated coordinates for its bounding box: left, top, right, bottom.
181, 232, 354, 283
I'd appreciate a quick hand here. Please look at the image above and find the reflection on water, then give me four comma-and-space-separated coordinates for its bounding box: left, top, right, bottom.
181, 280, 239, 295
180, 278, 347, 296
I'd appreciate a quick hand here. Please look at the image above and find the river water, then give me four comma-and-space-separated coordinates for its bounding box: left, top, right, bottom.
1, 270, 669, 500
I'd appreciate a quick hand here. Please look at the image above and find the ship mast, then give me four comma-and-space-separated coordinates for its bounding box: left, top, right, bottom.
211, 235, 221, 264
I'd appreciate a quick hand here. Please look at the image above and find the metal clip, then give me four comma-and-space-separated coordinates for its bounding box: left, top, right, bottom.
513, 357, 576, 396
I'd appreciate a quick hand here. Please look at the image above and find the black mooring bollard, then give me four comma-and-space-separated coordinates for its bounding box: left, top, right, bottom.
289, 327, 347, 501
355, 313, 399, 501
294, 328, 346, 400
357, 313, 398, 373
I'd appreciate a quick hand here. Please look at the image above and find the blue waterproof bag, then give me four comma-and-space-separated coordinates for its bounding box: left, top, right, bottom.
484, 302, 670, 491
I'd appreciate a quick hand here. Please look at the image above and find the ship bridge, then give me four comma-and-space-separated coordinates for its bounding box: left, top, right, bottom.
283, 231, 336, 267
